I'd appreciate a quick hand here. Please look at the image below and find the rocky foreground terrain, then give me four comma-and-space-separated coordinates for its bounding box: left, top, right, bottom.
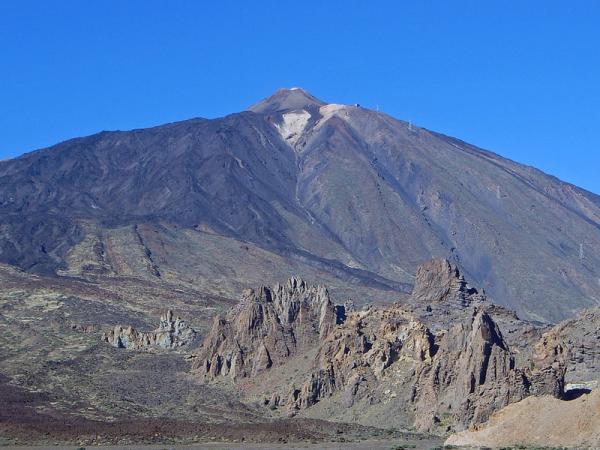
0, 260, 440, 447
192, 259, 574, 434
1, 252, 599, 447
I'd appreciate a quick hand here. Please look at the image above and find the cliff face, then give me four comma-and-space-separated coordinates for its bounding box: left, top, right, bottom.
411, 310, 565, 430
194, 259, 568, 432
548, 307, 600, 386
444, 312, 600, 448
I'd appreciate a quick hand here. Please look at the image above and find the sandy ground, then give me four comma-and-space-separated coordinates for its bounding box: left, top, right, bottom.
446, 389, 600, 448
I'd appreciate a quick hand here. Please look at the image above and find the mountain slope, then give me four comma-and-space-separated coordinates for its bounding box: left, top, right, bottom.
1, 88, 599, 321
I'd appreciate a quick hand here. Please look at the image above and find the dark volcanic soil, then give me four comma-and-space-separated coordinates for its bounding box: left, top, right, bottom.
0, 374, 439, 447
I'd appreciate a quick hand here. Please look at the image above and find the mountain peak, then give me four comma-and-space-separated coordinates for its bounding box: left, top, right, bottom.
248, 87, 326, 114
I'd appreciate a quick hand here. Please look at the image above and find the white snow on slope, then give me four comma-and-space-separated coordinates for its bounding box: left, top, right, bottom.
275, 110, 311, 147
316, 104, 351, 129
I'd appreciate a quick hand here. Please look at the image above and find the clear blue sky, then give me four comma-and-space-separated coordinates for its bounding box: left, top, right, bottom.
1, 1, 599, 194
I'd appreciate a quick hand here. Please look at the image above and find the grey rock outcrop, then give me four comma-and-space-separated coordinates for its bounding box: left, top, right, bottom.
103, 310, 196, 350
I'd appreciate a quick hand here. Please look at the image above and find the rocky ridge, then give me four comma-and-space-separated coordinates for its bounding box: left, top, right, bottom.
194, 259, 568, 432
103, 310, 197, 350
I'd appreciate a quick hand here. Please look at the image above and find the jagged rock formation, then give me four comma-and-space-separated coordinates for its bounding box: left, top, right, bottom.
413, 310, 524, 429
286, 305, 435, 410
288, 300, 566, 432
103, 310, 196, 350
193, 277, 344, 380
195, 259, 568, 432
412, 310, 566, 430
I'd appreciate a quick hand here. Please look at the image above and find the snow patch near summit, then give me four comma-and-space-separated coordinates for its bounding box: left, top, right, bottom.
275, 110, 311, 147
315, 104, 352, 129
